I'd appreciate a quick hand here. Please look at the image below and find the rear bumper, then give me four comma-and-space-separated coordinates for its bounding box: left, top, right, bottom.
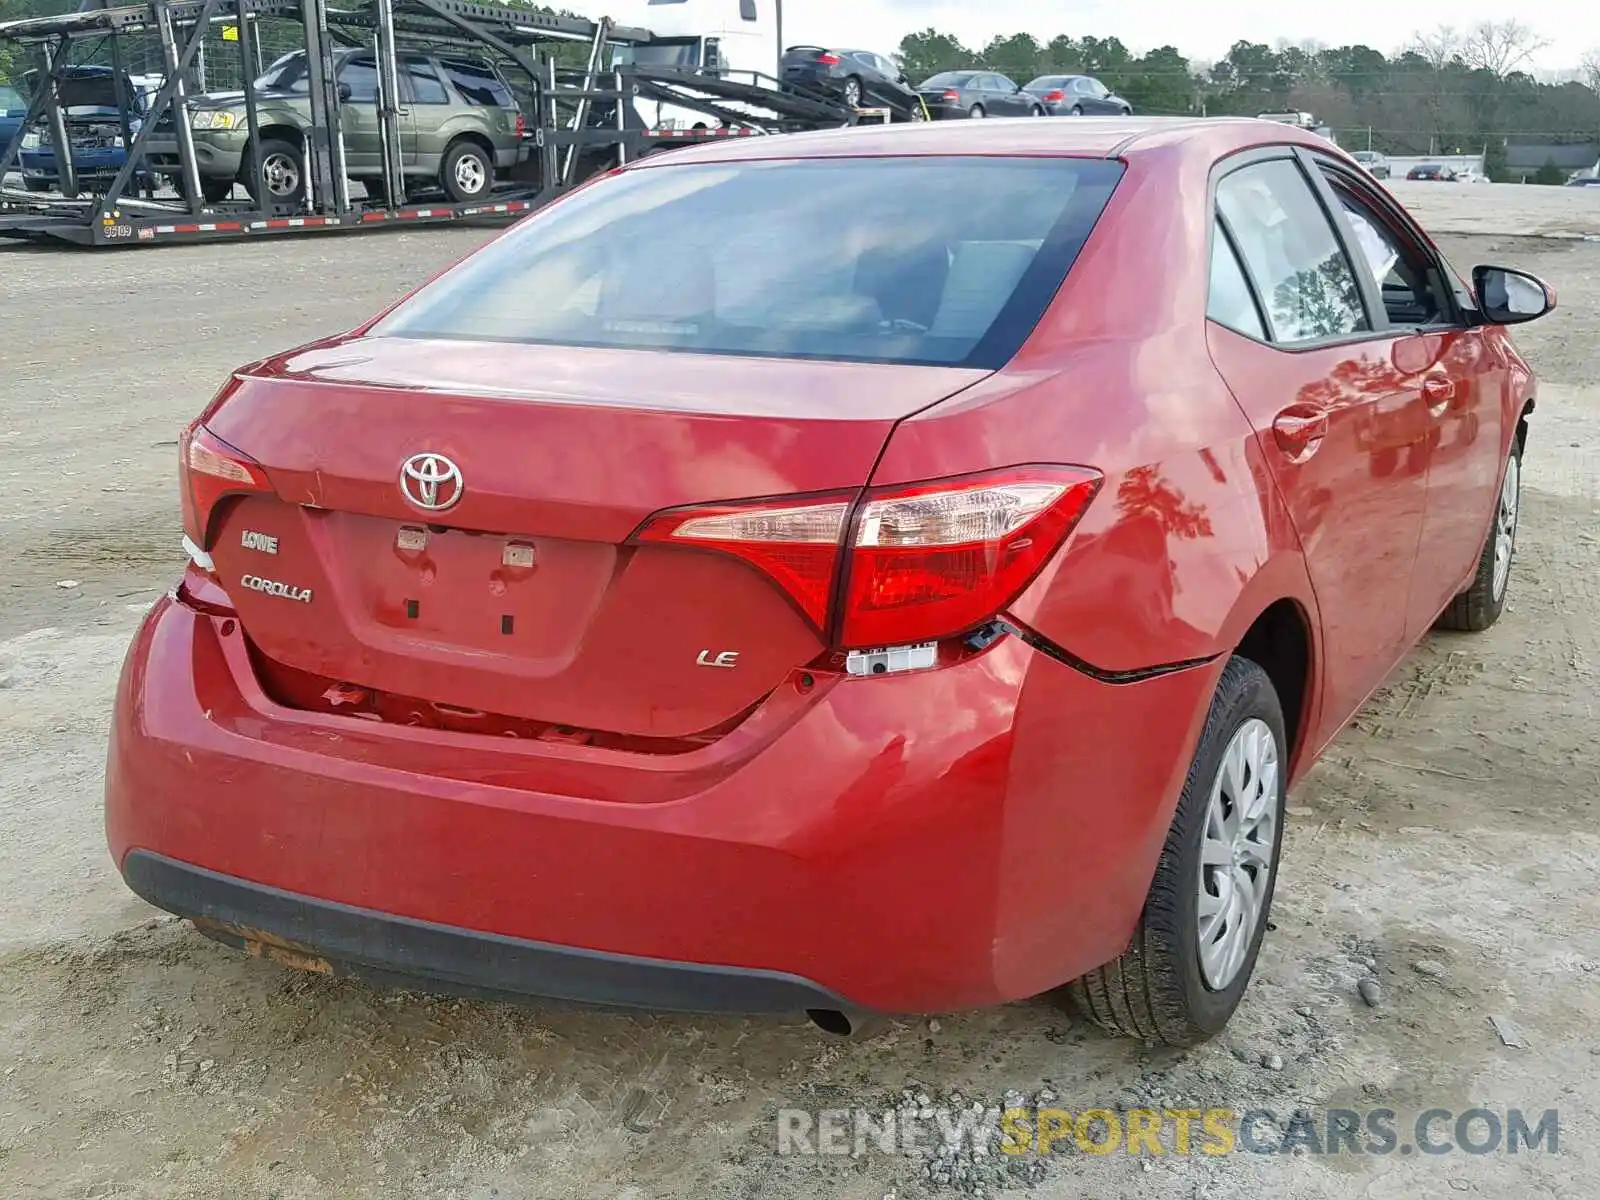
107, 592, 1218, 1014
123, 849, 849, 1013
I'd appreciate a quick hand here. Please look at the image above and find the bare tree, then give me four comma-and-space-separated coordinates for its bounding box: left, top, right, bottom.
1581, 48, 1600, 94
1457, 20, 1550, 77
1407, 25, 1460, 71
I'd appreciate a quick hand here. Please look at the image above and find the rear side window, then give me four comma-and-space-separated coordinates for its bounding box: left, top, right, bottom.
403, 57, 450, 105
1208, 221, 1266, 339
372, 156, 1125, 369
1216, 158, 1368, 344
440, 59, 514, 107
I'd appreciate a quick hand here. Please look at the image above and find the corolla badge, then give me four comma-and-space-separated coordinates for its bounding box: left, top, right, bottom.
400, 452, 464, 512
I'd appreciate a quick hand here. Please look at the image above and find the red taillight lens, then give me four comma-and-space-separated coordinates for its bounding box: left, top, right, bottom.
515, 112, 526, 138
817, 52, 842, 66
841, 467, 1102, 648
634, 466, 1102, 651
635, 493, 853, 629
942, 89, 960, 101
1044, 89, 1065, 102
179, 422, 271, 554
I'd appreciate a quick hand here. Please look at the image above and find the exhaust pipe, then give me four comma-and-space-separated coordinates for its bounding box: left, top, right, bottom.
806, 1008, 885, 1038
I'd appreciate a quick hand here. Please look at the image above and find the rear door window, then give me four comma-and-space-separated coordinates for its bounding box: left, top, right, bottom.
336, 56, 380, 103
372, 156, 1126, 369
403, 56, 450, 105
440, 59, 514, 107
1215, 158, 1369, 344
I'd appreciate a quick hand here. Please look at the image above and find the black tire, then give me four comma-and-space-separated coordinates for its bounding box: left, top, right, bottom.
244, 137, 306, 207
969, 104, 986, 119
440, 139, 493, 203
1030, 105, 1045, 117
841, 76, 863, 108
1070, 105, 1084, 116
1436, 437, 1522, 632
178, 175, 235, 204
1056, 656, 1288, 1047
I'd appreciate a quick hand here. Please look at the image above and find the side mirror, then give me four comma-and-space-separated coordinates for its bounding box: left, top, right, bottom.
1472, 265, 1556, 325
337, 81, 353, 102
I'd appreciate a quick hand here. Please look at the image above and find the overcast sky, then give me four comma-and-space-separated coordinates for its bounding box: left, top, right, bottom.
777, 0, 1595, 72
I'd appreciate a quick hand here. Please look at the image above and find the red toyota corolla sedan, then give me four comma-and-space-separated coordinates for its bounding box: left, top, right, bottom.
106, 117, 1554, 1046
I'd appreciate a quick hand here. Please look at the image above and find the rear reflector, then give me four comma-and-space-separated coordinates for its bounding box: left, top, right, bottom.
634, 465, 1102, 651
179, 422, 272, 552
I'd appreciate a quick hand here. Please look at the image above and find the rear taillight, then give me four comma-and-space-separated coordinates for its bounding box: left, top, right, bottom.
514, 112, 526, 138
942, 89, 960, 101
635, 466, 1102, 651
1044, 89, 1065, 102
637, 493, 851, 628
179, 422, 271, 560
817, 52, 842, 66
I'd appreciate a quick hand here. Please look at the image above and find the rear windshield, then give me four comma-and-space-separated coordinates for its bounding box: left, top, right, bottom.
372, 156, 1124, 368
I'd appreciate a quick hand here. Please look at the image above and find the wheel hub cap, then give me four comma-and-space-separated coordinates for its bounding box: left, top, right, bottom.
1492, 454, 1519, 600
1197, 718, 1279, 991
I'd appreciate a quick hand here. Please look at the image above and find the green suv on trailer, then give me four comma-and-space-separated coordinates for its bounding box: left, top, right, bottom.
146, 48, 527, 205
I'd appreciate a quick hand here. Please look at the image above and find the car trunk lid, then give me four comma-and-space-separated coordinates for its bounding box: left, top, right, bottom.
202, 336, 987, 740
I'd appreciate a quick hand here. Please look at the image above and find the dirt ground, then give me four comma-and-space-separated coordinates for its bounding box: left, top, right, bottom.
1, 182, 1597, 1200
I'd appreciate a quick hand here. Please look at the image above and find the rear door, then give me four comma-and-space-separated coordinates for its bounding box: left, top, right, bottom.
1204, 152, 1431, 740
334, 54, 383, 173
990, 74, 1028, 115
398, 55, 447, 169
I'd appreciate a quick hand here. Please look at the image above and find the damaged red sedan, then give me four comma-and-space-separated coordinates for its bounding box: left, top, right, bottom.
107, 117, 1554, 1045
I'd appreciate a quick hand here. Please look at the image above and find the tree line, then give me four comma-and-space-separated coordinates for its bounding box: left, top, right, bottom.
899, 21, 1600, 168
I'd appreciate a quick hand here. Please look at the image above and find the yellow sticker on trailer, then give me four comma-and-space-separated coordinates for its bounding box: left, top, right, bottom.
221, 23, 239, 40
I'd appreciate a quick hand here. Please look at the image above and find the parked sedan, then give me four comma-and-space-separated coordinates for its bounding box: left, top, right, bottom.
917, 70, 1043, 119
1024, 74, 1133, 116
780, 47, 922, 119
1406, 162, 1456, 181
1350, 149, 1390, 179
107, 118, 1551, 1047
1565, 174, 1600, 187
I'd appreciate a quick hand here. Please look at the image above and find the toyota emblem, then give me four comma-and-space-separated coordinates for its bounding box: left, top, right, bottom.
400, 452, 464, 512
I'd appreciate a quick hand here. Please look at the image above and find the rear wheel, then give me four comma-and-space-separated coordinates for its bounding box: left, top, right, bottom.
1057, 656, 1287, 1047
842, 76, 863, 108
968, 104, 986, 119
440, 139, 492, 203
1030, 104, 1045, 117
1070, 105, 1084, 116
1436, 438, 1522, 632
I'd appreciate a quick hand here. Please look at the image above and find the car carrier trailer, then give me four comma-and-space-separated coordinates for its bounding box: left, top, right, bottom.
0, 0, 856, 247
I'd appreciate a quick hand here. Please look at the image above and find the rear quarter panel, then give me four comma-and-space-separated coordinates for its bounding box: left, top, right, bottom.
870, 144, 1324, 989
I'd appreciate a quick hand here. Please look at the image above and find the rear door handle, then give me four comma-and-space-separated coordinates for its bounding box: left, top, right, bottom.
1272, 405, 1329, 459
1422, 375, 1457, 416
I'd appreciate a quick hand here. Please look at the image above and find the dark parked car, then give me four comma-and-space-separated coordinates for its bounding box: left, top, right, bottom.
780, 47, 922, 120
1023, 74, 1132, 116
14, 66, 154, 195
0, 83, 25, 160
1406, 163, 1456, 181
917, 71, 1044, 119
1565, 174, 1600, 187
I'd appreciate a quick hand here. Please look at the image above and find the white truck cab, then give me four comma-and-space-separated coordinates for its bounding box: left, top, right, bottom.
603, 0, 782, 129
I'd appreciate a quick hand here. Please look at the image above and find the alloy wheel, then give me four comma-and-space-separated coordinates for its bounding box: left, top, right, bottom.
262, 151, 300, 199
1196, 718, 1279, 990
454, 153, 487, 197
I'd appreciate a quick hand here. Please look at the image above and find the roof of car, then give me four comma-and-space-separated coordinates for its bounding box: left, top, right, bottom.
635, 117, 1337, 168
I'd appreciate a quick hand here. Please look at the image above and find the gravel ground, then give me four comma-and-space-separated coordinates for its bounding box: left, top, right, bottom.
1, 182, 1597, 1200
